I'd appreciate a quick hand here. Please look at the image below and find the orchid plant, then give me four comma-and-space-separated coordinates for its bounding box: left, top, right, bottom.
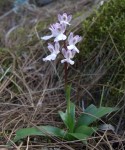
11, 13, 117, 145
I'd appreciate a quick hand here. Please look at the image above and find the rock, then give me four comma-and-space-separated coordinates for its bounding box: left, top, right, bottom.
31, 0, 54, 7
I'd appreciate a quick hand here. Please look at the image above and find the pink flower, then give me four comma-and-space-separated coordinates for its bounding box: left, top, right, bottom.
58, 13, 72, 25
67, 32, 82, 53
41, 23, 66, 42
43, 42, 60, 61
61, 48, 75, 65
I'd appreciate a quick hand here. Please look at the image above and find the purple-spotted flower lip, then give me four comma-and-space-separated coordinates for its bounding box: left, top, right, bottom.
58, 13, 72, 25
41, 23, 67, 42
61, 48, 75, 65
67, 32, 82, 53
43, 42, 60, 61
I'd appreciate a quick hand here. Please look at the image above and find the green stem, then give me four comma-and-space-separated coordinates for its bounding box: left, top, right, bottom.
63, 39, 70, 114
66, 85, 71, 115
64, 62, 68, 89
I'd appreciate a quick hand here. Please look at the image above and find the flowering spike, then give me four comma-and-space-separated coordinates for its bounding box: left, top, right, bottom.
42, 13, 82, 65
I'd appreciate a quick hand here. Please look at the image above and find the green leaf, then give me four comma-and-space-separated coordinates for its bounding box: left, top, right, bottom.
68, 133, 89, 144
76, 104, 118, 127
66, 85, 71, 104
14, 126, 66, 142
59, 85, 75, 132
58, 111, 67, 127
69, 102, 75, 122
59, 102, 75, 132
67, 102, 75, 132
75, 125, 97, 136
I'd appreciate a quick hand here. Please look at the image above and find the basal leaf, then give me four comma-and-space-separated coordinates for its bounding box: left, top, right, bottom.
58, 102, 75, 132
68, 133, 89, 144
58, 111, 68, 127
75, 125, 97, 136
14, 125, 66, 142
76, 104, 118, 127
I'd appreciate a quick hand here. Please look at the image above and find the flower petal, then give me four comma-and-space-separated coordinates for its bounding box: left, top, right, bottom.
68, 32, 73, 44
55, 42, 60, 53
43, 53, 56, 61
67, 45, 75, 50
66, 50, 72, 59
68, 15, 72, 22
48, 43, 54, 53
73, 46, 80, 53
74, 35, 82, 44
61, 58, 74, 65
58, 14, 62, 22
62, 48, 67, 58
60, 21, 70, 25
67, 45, 79, 53
41, 35, 53, 40
61, 59, 67, 64
71, 50, 76, 58
67, 59, 74, 65
54, 33, 66, 42
61, 24, 66, 33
